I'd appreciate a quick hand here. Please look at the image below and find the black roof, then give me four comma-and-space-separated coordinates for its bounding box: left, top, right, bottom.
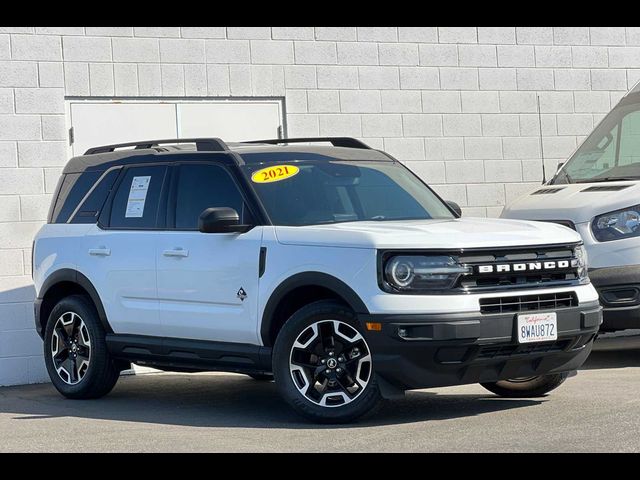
63, 137, 393, 173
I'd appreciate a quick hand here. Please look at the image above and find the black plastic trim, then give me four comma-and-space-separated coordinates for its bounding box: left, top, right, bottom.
35, 269, 111, 338
106, 334, 272, 373
358, 300, 601, 340
260, 272, 369, 346
358, 302, 601, 391
589, 265, 640, 331
259, 247, 267, 278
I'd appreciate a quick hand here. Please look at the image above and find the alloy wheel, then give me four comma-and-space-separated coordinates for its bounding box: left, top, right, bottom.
289, 320, 372, 407
51, 312, 91, 385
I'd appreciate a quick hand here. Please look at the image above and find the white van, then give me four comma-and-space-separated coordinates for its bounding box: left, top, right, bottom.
502, 85, 640, 332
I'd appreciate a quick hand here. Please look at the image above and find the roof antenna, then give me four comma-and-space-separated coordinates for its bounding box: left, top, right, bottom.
537, 94, 547, 184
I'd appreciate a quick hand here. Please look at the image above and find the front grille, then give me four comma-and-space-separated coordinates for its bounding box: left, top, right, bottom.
477, 339, 571, 359
532, 187, 565, 195
457, 244, 580, 292
479, 291, 578, 314
581, 185, 631, 192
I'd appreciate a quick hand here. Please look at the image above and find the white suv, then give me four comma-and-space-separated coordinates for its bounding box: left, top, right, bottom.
33, 136, 602, 423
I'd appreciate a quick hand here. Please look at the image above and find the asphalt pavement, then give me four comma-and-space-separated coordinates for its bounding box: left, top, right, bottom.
1, 346, 639, 452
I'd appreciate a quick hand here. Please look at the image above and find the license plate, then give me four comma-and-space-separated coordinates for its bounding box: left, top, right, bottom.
517, 312, 558, 344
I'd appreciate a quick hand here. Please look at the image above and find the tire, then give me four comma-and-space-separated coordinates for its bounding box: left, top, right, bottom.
43, 294, 120, 399
247, 373, 274, 381
480, 372, 569, 398
272, 300, 381, 424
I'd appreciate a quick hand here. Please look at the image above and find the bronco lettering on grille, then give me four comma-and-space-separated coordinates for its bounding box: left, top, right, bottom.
476, 259, 578, 274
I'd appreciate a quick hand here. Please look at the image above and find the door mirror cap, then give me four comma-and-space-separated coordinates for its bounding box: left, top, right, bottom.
446, 200, 462, 217
198, 207, 252, 234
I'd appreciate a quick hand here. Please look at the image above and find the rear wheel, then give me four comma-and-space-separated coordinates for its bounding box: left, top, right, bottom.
273, 300, 381, 423
44, 295, 120, 399
480, 373, 569, 398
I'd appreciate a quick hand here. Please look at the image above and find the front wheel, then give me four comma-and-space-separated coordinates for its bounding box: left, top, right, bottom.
272, 300, 381, 423
480, 373, 569, 398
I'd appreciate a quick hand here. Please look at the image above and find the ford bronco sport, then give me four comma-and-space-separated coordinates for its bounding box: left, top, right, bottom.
33, 137, 602, 423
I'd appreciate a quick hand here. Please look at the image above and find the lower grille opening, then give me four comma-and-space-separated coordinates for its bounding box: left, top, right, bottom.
479, 291, 578, 314
477, 339, 572, 359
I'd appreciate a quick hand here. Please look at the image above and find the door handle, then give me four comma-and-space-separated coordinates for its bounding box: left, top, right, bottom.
88, 247, 111, 256
163, 248, 189, 258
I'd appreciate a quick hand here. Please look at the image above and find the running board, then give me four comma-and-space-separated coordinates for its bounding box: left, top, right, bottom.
106, 334, 272, 374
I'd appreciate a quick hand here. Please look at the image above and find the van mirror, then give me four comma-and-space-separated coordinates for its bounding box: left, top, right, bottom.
446, 201, 462, 217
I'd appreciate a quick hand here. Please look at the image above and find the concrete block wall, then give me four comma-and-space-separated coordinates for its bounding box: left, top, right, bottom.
0, 26, 638, 385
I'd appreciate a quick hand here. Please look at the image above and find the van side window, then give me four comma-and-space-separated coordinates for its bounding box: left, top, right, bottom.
70, 169, 121, 224
174, 164, 246, 230
618, 110, 640, 166
109, 166, 167, 229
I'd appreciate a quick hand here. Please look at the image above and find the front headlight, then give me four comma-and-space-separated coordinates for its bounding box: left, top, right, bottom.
383, 255, 471, 291
574, 244, 589, 282
592, 205, 640, 242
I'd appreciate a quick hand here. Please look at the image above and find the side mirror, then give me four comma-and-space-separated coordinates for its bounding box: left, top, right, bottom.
446, 200, 462, 217
556, 161, 565, 172
198, 207, 252, 234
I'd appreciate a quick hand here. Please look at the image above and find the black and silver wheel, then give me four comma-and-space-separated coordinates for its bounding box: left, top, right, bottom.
273, 300, 381, 423
50, 311, 91, 385
44, 295, 120, 399
480, 372, 569, 398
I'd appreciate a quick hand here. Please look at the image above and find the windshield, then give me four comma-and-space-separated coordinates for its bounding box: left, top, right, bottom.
553, 99, 640, 183
241, 160, 454, 226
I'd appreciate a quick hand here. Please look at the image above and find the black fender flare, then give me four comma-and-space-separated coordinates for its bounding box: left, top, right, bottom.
260, 271, 369, 346
38, 268, 112, 334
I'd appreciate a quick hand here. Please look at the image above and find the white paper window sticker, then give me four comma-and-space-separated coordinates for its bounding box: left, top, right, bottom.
125, 176, 151, 218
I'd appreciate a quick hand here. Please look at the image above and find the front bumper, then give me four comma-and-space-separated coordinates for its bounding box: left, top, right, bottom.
358, 300, 602, 393
589, 265, 640, 331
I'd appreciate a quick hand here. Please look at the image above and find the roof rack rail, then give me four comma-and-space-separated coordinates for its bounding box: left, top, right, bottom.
84, 138, 229, 155
242, 137, 371, 150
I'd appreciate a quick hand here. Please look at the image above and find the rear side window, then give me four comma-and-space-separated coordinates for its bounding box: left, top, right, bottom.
70, 169, 121, 224
109, 165, 168, 229
174, 164, 246, 229
50, 171, 102, 223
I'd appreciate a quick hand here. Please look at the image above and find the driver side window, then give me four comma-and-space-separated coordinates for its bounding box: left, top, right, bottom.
618, 110, 640, 166
594, 124, 618, 170
174, 164, 250, 230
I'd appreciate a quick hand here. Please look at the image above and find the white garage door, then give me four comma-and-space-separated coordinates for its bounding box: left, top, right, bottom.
68, 100, 283, 156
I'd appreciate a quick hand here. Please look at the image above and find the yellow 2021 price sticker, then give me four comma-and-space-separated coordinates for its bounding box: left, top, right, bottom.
251, 165, 300, 184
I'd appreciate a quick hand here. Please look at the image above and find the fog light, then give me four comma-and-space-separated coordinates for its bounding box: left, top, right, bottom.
397, 328, 408, 338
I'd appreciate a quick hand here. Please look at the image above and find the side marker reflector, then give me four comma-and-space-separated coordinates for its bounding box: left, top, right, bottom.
366, 322, 382, 331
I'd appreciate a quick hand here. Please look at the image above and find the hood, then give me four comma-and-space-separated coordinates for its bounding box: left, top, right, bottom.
502, 181, 640, 224
274, 218, 582, 249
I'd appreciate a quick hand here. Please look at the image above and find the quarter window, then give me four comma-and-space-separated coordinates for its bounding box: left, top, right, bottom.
50, 171, 101, 223
70, 169, 121, 224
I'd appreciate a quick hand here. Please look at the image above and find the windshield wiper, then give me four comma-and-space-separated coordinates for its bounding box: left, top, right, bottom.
575, 176, 638, 183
